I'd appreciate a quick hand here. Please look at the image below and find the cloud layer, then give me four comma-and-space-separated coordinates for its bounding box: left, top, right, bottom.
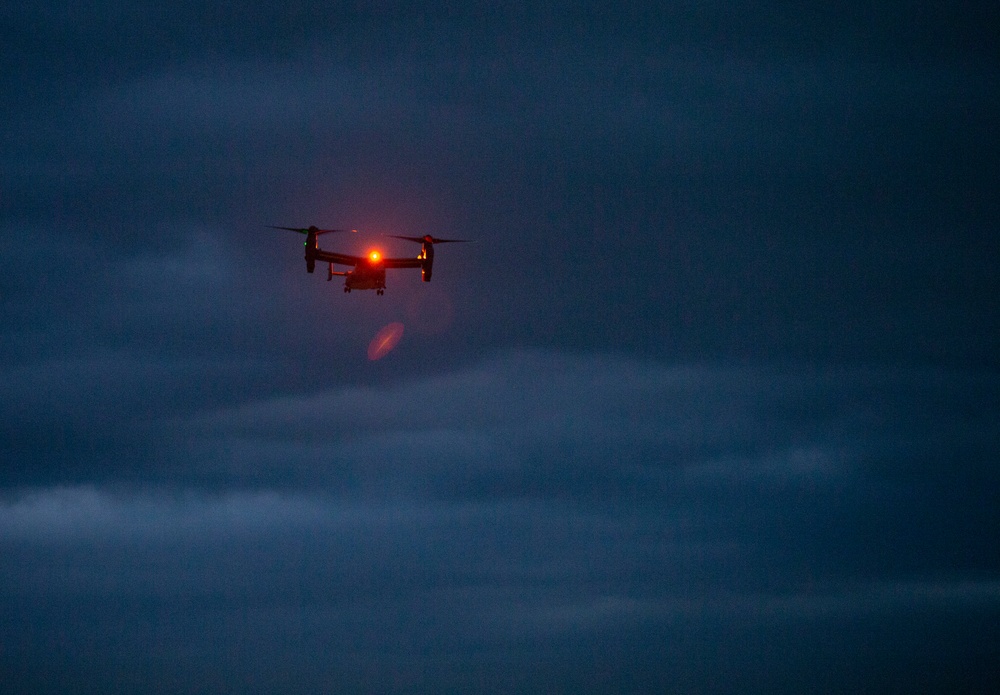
4, 3, 999, 692
3, 352, 998, 692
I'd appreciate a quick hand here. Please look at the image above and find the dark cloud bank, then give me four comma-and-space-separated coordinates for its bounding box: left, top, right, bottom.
3, 2, 999, 693
3, 353, 999, 693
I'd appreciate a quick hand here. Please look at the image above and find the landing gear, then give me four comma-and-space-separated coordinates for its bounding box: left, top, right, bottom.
377, 289, 384, 296
343, 286, 350, 293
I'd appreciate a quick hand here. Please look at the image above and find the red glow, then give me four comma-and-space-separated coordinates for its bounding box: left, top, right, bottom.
369, 250, 381, 262
367, 322, 404, 361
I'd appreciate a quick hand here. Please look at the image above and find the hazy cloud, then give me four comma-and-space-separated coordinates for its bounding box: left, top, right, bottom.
3, 2, 998, 691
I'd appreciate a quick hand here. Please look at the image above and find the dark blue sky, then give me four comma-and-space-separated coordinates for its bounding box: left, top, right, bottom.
2, 3, 999, 693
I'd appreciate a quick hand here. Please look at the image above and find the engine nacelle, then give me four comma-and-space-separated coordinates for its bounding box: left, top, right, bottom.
420, 241, 434, 282
304, 228, 318, 273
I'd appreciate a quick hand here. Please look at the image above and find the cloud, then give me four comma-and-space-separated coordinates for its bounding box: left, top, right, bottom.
6, 348, 997, 494
3, 4, 998, 689
3, 468, 999, 692
5, 3, 997, 373
6, 348, 997, 620
173, 351, 998, 489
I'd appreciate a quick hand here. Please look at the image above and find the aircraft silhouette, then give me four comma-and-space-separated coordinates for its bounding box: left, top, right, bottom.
270, 225, 470, 295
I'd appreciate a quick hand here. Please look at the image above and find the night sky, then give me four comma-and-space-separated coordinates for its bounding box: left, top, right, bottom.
3, 2, 999, 693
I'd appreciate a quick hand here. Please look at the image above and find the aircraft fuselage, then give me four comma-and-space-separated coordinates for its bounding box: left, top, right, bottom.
343, 257, 386, 293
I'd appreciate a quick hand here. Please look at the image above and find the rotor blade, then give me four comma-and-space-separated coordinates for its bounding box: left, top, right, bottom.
267, 225, 356, 235
316, 228, 357, 236
387, 235, 472, 244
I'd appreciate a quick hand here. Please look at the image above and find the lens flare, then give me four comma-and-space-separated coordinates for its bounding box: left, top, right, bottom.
367, 322, 404, 361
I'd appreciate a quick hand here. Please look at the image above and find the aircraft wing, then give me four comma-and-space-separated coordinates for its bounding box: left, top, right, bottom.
313, 249, 364, 267
382, 257, 424, 269
314, 249, 424, 270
